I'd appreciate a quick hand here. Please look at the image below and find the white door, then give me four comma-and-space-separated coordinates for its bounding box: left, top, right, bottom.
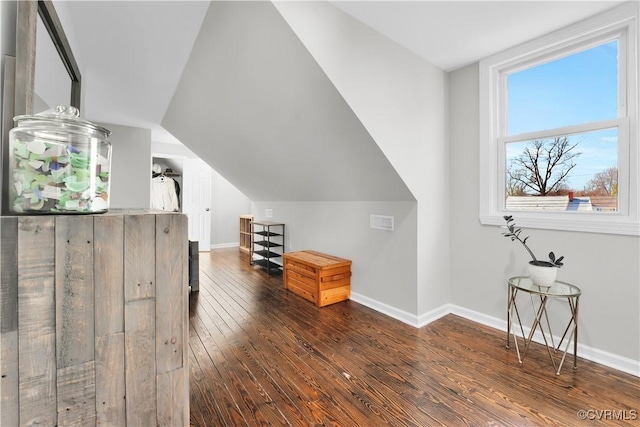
182, 158, 212, 251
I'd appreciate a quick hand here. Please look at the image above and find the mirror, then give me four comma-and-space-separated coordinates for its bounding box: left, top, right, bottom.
2, 0, 81, 214
14, 0, 81, 116
34, 12, 72, 112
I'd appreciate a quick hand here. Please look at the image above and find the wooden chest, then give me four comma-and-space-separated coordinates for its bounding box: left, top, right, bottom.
282, 250, 351, 307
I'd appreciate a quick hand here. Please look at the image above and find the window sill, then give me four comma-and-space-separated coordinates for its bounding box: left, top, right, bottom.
480, 213, 640, 236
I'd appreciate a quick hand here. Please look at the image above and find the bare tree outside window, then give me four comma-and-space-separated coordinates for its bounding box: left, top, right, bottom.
506, 137, 581, 196
506, 168, 527, 196
585, 167, 618, 195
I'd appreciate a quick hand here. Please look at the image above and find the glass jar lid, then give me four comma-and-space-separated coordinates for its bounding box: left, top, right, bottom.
13, 105, 111, 138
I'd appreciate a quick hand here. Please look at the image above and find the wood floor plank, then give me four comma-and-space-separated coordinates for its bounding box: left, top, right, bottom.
190, 306, 269, 425
199, 261, 393, 425
189, 249, 640, 427
189, 323, 245, 427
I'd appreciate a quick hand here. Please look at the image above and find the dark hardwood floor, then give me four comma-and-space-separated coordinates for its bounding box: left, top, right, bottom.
189, 248, 639, 426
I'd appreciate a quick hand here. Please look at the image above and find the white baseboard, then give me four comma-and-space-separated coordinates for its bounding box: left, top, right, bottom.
416, 304, 454, 328
450, 304, 640, 377
350, 292, 422, 326
349, 293, 639, 377
210, 242, 239, 250
350, 292, 450, 328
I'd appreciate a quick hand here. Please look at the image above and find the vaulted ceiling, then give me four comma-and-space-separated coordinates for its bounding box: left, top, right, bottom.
161, 1, 414, 201
55, 1, 621, 144
51, 1, 623, 201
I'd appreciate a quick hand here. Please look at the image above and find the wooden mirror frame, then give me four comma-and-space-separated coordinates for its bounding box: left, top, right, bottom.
15, 0, 81, 116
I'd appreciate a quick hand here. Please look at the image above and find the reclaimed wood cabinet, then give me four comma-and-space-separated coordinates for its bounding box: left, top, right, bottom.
282, 250, 351, 307
0, 210, 189, 427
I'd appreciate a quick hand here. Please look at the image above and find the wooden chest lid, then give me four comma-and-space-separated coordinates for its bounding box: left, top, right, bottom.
283, 250, 351, 268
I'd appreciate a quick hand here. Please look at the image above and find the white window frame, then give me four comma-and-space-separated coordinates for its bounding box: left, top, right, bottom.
479, 2, 639, 236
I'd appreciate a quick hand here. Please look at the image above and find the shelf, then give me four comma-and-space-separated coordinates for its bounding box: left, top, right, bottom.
253, 249, 281, 259
254, 230, 283, 237
239, 215, 253, 253
252, 258, 283, 273
253, 240, 282, 248
250, 221, 285, 275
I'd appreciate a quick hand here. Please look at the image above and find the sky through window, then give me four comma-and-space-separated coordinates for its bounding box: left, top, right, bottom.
506, 40, 619, 191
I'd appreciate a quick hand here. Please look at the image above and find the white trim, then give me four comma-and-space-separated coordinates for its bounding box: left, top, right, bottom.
479, 212, 640, 236
416, 304, 454, 328
481, 3, 637, 69
348, 294, 640, 377
480, 2, 639, 236
449, 304, 640, 377
349, 291, 422, 327
210, 242, 239, 250
499, 118, 625, 145
350, 292, 451, 327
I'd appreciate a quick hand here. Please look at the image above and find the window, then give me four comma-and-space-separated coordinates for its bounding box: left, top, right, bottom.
480, 3, 638, 235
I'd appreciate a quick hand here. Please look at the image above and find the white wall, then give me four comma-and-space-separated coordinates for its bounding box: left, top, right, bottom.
274, 2, 449, 318
211, 169, 251, 248
151, 140, 197, 159
449, 63, 640, 372
1, 2, 16, 58
251, 201, 419, 317
99, 122, 151, 209
162, 1, 412, 203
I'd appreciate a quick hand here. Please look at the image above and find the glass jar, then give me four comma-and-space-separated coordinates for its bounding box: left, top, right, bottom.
8, 105, 112, 214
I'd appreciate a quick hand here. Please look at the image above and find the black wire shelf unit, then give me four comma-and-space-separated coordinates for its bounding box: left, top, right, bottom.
250, 221, 285, 275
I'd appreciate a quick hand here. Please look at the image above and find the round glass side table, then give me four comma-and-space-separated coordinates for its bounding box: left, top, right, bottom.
507, 276, 582, 375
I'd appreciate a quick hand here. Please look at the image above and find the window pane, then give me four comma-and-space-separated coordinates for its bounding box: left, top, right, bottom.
507, 40, 618, 135
505, 128, 618, 212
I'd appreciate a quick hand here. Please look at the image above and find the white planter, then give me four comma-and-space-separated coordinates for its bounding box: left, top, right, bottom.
528, 261, 557, 288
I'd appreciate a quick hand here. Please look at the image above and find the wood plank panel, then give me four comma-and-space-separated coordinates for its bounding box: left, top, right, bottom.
17, 217, 57, 426
124, 214, 155, 302
125, 298, 157, 426
0, 217, 19, 426
1, 217, 18, 332
95, 333, 125, 427
94, 216, 124, 337
56, 216, 95, 368
0, 330, 18, 426
319, 286, 350, 307
5, 212, 187, 425
156, 367, 186, 426
180, 215, 190, 427
155, 214, 184, 374
285, 279, 316, 303
56, 360, 96, 426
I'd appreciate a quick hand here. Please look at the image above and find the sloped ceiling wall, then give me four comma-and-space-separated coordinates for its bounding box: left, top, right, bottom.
162, 1, 414, 202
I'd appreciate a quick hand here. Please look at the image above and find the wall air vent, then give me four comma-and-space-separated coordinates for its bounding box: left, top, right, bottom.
370, 214, 394, 231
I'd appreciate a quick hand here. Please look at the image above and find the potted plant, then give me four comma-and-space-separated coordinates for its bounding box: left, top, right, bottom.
502, 215, 564, 287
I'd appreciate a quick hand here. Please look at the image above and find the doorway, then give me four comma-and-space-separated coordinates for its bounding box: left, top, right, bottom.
151, 155, 212, 251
